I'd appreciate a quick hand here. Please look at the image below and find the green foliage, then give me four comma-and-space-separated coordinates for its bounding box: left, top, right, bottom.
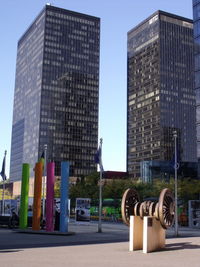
177, 178, 200, 206
69, 172, 99, 200
55, 172, 200, 210
103, 180, 127, 200
54, 178, 61, 198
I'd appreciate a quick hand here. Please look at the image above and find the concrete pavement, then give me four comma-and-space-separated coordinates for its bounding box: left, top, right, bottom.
0, 222, 200, 267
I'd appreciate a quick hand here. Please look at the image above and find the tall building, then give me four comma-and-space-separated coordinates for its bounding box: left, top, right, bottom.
193, 0, 200, 159
127, 10, 197, 179
10, 5, 100, 181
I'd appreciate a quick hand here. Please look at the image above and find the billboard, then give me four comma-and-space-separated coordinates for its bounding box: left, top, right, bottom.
188, 200, 200, 228
75, 198, 91, 223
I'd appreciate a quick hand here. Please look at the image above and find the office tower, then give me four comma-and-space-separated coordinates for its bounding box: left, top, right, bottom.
10, 5, 100, 181
193, 0, 200, 159
127, 10, 196, 179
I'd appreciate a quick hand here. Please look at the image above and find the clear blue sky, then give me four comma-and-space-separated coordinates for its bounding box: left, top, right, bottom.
0, 0, 193, 177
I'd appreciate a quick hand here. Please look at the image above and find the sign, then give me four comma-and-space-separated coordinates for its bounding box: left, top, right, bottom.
11, 200, 18, 213
4, 200, 11, 216
188, 200, 200, 228
0, 199, 19, 216
54, 198, 70, 219
75, 198, 91, 223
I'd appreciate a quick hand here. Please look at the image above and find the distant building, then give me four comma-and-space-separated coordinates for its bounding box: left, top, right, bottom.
102, 171, 128, 180
140, 161, 198, 183
127, 10, 197, 179
193, 0, 200, 159
10, 5, 100, 181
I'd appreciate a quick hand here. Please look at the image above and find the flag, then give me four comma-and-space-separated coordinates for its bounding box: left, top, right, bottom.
0, 154, 6, 181
39, 151, 45, 167
94, 147, 101, 164
40, 151, 44, 159
95, 146, 104, 172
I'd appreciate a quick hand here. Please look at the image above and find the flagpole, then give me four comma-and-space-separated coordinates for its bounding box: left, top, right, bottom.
98, 138, 103, 233
2, 150, 7, 216
42, 144, 47, 223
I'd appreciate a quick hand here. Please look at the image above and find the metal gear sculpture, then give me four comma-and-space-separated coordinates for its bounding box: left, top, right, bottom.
121, 188, 140, 226
121, 188, 174, 229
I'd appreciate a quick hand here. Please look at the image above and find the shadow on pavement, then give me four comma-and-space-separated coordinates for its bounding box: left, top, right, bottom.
165, 242, 200, 251
0, 250, 23, 253
0, 239, 128, 251
0, 230, 128, 251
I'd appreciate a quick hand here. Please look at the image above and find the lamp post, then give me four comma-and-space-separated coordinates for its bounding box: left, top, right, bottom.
173, 131, 178, 237
98, 138, 103, 233
42, 144, 47, 222
2, 150, 7, 215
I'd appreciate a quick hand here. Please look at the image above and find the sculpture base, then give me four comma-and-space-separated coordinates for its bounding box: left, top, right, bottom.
129, 216, 143, 251
129, 216, 166, 253
143, 216, 165, 253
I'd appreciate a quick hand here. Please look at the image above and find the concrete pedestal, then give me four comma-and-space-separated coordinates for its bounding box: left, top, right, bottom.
129, 216, 166, 253
143, 217, 165, 253
129, 216, 143, 251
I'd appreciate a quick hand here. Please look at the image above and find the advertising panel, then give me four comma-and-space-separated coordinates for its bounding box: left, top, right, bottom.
4, 200, 11, 216
188, 200, 200, 228
75, 198, 91, 223
54, 198, 70, 217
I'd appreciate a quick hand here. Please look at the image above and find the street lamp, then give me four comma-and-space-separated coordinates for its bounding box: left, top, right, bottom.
2, 150, 7, 215
98, 138, 103, 233
173, 130, 178, 237
42, 144, 47, 222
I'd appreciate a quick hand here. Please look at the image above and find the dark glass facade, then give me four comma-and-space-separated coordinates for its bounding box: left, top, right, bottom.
127, 11, 197, 178
140, 160, 198, 183
193, 0, 200, 159
10, 5, 100, 181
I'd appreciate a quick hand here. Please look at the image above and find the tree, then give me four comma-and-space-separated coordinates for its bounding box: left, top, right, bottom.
69, 172, 99, 203
178, 178, 200, 206
54, 178, 61, 198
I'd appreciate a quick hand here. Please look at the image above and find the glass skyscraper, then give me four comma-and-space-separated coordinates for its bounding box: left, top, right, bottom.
127, 10, 196, 178
193, 0, 200, 159
10, 5, 100, 181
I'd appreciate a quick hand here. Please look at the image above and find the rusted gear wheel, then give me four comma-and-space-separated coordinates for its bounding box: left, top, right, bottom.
149, 202, 156, 217
139, 201, 151, 218
121, 188, 140, 226
139, 202, 145, 218
158, 188, 175, 229
134, 202, 141, 216
154, 203, 159, 220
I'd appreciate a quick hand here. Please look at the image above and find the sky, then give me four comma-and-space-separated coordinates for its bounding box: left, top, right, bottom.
0, 0, 193, 177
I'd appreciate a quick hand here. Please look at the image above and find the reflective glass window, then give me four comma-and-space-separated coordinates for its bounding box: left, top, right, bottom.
193, 3, 200, 20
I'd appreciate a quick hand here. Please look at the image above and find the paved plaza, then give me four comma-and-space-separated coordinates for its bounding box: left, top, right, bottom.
0, 222, 200, 267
